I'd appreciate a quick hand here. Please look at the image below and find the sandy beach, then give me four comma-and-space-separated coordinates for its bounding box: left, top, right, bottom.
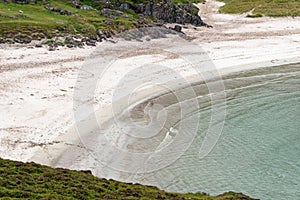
1, 0, 300, 171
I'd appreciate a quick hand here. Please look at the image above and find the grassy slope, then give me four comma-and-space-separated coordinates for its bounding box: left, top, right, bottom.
0, 0, 204, 39
219, 0, 300, 17
0, 158, 255, 199
0, 0, 141, 38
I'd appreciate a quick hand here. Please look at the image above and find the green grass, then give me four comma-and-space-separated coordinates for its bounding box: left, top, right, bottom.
0, 158, 255, 199
219, 0, 300, 17
0, 1, 139, 38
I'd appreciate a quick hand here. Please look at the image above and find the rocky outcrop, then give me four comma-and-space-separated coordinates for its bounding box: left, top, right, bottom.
131, 0, 209, 27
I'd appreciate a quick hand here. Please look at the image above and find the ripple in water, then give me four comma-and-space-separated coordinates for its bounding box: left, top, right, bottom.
137, 64, 300, 200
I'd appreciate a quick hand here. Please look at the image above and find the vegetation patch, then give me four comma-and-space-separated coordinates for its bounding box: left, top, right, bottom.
219, 0, 300, 17
0, 0, 207, 41
0, 158, 256, 199
0, 0, 140, 39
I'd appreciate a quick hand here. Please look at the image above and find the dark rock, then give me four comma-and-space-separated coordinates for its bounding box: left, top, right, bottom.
81, 37, 86, 43
173, 25, 182, 33
88, 35, 97, 41
115, 10, 124, 16
66, 44, 74, 48
96, 37, 102, 42
119, 3, 130, 11
138, 18, 145, 24
71, 0, 80, 8
65, 35, 73, 41
104, 20, 113, 26
35, 43, 42, 48
6, 33, 14, 38
13, 35, 32, 44
132, 0, 209, 27
86, 40, 96, 46
48, 45, 55, 51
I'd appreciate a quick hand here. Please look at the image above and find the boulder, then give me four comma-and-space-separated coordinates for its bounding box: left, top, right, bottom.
86, 40, 96, 46
132, 0, 208, 27
173, 25, 182, 33
48, 45, 55, 51
13, 35, 32, 44
119, 3, 130, 11
35, 43, 42, 48
80, 5, 93, 10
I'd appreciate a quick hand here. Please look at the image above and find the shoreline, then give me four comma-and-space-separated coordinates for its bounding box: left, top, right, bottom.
27, 34, 300, 173
0, 0, 300, 176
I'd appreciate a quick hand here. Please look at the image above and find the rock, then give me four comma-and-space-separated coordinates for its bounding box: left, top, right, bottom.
0, 37, 5, 43
81, 37, 86, 43
86, 39, 96, 46
35, 43, 42, 48
104, 20, 113, 25
88, 35, 97, 41
71, 0, 80, 8
115, 10, 124, 16
18, 10, 23, 13
13, 34, 32, 44
173, 25, 182, 33
138, 18, 145, 24
48, 45, 55, 51
6, 33, 14, 38
80, 5, 93, 10
132, 0, 208, 27
45, 3, 51, 9
65, 35, 73, 42
5, 38, 14, 44
66, 44, 74, 48
119, 3, 130, 11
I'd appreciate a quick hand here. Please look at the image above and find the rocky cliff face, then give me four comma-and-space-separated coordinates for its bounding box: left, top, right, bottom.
131, 0, 208, 26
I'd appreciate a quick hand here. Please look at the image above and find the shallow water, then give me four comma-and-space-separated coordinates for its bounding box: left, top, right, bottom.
57, 63, 299, 199
143, 64, 300, 199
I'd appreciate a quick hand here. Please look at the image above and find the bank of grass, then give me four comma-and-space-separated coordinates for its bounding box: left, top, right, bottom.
0, 158, 255, 199
0, 0, 140, 39
219, 0, 300, 17
0, 0, 205, 39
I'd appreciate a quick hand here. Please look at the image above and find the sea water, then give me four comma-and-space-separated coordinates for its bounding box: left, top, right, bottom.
147, 64, 300, 199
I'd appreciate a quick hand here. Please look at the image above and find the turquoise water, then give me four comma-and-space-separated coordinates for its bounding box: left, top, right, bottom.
149, 64, 300, 199
64, 63, 299, 199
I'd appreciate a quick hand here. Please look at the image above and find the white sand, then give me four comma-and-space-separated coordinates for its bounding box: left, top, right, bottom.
0, 0, 299, 171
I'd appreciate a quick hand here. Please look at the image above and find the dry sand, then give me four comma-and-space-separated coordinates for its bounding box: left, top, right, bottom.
0, 0, 299, 170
